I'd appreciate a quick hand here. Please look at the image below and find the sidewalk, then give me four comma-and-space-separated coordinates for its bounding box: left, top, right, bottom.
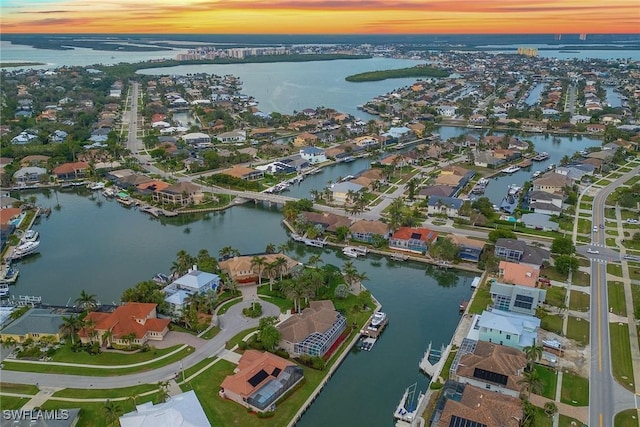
529, 393, 588, 425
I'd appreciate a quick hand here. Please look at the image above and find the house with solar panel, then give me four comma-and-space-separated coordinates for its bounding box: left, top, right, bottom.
389, 227, 438, 255
220, 350, 304, 413
277, 300, 346, 358
450, 341, 527, 397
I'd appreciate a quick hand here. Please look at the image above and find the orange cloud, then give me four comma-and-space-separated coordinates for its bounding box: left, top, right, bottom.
1, 0, 638, 33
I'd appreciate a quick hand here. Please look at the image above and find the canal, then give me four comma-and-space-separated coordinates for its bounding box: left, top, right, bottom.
524, 83, 545, 106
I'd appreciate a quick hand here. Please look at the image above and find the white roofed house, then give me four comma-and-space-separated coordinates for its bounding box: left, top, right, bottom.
300, 146, 327, 164
216, 129, 246, 143
164, 266, 221, 316
182, 132, 211, 146
330, 181, 364, 204
13, 166, 47, 185
119, 390, 209, 427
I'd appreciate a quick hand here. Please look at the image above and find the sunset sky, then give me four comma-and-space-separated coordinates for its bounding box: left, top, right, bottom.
1, 0, 639, 34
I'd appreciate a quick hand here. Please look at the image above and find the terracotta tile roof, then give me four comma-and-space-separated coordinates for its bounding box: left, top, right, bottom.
391, 227, 437, 243
136, 180, 170, 192
79, 303, 169, 340
277, 300, 340, 343
302, 212, 351, 232
349, 220, 388, 236
499, 261, 540, 288
438, 384, 523, 427
447, 234, 485, 249
218, 254, 300, 285
0, 208, 22, 225
435, 174, 463, 186
221, 350, 297, 398
53, 161, 89, 175
456, 341, 527, 392
221, 165, 260, 179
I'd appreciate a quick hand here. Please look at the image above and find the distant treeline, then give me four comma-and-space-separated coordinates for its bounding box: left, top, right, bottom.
345, 66, 449, 82
101, 54, 371, 76
1, 62, 46, 68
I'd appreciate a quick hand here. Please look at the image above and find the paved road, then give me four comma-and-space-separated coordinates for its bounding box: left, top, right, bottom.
0, 300, 280, 389
588, 167, 639, 427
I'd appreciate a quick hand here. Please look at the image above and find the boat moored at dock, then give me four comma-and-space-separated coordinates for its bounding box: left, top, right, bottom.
0, 266, 19, 285
361, 311, 388, 338
20, 229, 39, 243
10, 241, 40, 260
500, 165, 521, 174
532, 152, 550, 161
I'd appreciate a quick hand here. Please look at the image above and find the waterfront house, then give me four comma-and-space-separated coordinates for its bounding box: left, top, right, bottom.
416, 185, 457, 199
0, 308, 66, 343
389, 227, 437, 254
498, 261, 540, 288
53, 161, 89, 181
452, 340, 527, 397
300, 146, 327, 164
490, 281, 546, 316
119, 390, 209, 427
164, 267, 221, 316
277, 300, 346, 358
556, 164, 595, 181
118, 173, 153, 189
349, 220, 389, 244
153, 181, 203, 206
532, 172, 571, 195
494, 238, 549, 268
521, 212, 559, 231
19, 155, 50, 167
13, 166, 47, 185
447, 234, 484, 262
293, 132, 320, 147
220, 165, 264, 181
473, 151, 504, 168
301, 211, 351, 234
218, 254, 300, 285
527, 190, 563, 215
79, 302, 170, 347
476, 309, 541, 349
220, 350, 304, 413
435, 382, 523, 427
330, 181, 364, 204
426, 196, 465, 218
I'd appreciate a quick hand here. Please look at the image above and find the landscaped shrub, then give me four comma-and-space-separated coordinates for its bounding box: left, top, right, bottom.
242, 303, 263, 318
238, 341, 248, 350
275, 348, 289, 359
257, 411, 275, 418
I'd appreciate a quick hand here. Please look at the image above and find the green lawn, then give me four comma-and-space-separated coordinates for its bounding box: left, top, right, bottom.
581, 195, 594, 202
534, 365, 558, 399
216, 298, 242, 315
540, 315, 563, 335
576, 235, 591, 244
225, 327, 258, 350
560, 372, 589, 406
625, 176, 640, 186
542, 267, 569, 283
545, 286, 567, 308
52, 383, 158, 399
2, 346, 194, 376
0, 396, 30, 410
181, 356, 328, 427
596, 179, 612, 186
605, 208, 617, 219
572, 270, 590, 286
632, 283, 640, 320
577, 218, 591, 234
607, 237, 618, 247
629, 266, 640, 283
259, 295, 294, 314
566, 317, 589, 346
559, 415, 587, 427
183, 357, 219, 379
608, 282, 628, 316
532, 406, 554, 427
440, 347, 458, 381
615, 409, 640, 427
468, 282, 492, 314
568, 291, 589, 312
606, 228, 619, 236
200, 326, 221, 340
0, 382, 40, 395
51, 342, 184, 365
610, 323, 636, 392
41, 395, 155, 427
578, 203, 592, 211
608, 264, 624, 277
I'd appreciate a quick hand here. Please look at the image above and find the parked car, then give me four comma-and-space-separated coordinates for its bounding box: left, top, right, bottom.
587, 248, 599, 254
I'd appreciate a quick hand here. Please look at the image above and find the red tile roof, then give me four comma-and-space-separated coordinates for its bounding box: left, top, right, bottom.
79, 302, 169, 340
391, 227, 437, 243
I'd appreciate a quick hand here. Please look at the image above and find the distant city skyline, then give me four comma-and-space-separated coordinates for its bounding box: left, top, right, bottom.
1, 0, 638, 34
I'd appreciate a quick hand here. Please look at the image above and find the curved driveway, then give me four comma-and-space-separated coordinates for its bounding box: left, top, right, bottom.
0, 299, 280, 389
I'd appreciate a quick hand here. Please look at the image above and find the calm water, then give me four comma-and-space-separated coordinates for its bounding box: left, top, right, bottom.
13, 190, 473, 427
524, 83, 545, 106
138, 58, 422, 119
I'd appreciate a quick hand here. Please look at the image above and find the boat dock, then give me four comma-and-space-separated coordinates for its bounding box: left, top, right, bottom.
393, 383, 427, 427
360, 311, 388, 338
359, 337, 377, 351
418, 341, 450, 377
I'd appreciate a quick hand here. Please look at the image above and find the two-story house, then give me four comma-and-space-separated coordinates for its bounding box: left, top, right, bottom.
389, 227, 438, 254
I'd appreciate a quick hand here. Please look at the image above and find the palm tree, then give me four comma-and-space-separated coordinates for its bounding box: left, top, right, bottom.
522, 339, 543, 370
280, 280, 303, 313
273, 256, 288, 281
518, 368, 544, 398
342, 261, 359, 292
218, 246, 239, 260
277, 243, 290, 254
156, 381, 170, 404
251, 256, 266, 285
265, 243, 277, 254
307, 254, 323, 269
122, 332, 138, 350
101, 330, 113, 347
1, 337, 16, 349
265, 261, 278, 292
543, 401, 558, 417
83, 318, 98, 343
103, 399, 122, 427
60, 315, 82, 344
75, 290, 98, 312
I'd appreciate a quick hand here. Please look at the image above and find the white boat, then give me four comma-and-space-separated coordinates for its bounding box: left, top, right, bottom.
102, 187, 117, 198
88, 181, 106, 190
342, 247, 359, 258
371, 311, 386, 327
12, 241, 40, 259
532, 171, 542, 178
0, 284, 9, 297
393, 383, 425, 423
507, 184, 522, 196
20, 229, 39, 243
152, 273, 170, 284
501, 165, 521, 174
305, 238, 326, 248
547, 163, 556, 171
353, 246, 369, 256
391, 252, 409, 261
